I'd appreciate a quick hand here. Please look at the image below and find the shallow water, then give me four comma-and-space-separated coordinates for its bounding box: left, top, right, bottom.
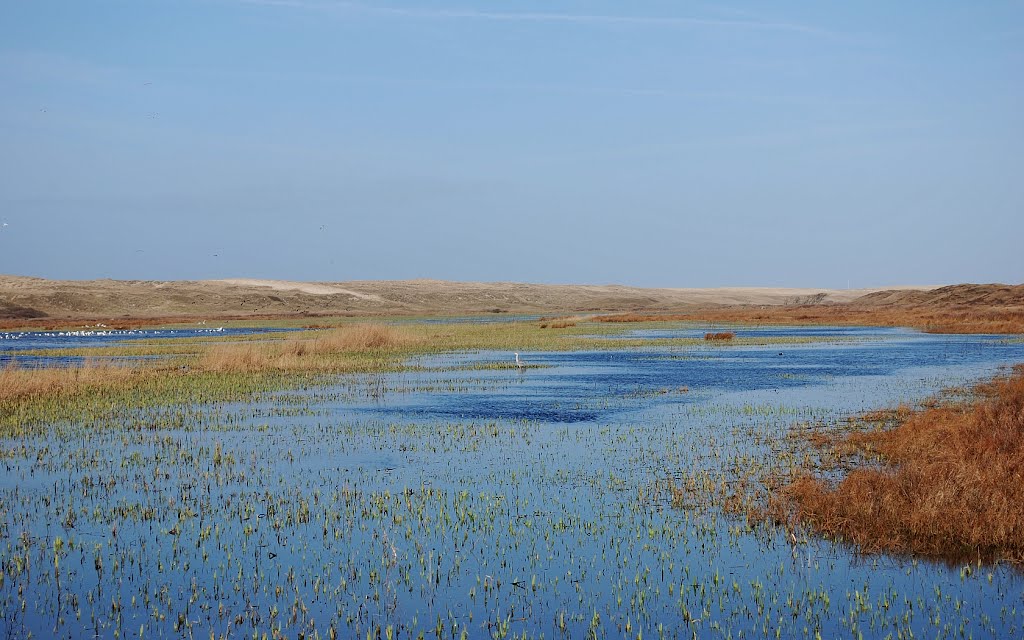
2, 325, 1023, 639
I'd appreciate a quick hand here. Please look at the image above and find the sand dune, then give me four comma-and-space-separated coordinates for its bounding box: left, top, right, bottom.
216, 278, 385, 301
0, 274, 943, 323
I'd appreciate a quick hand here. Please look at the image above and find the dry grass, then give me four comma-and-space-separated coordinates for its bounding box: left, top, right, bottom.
199, 324, 419, 372
549, 321, 576, 329
0, 360, 140, 403
312, 323, 417, 350
780, 365, 1024, 562
704, 331, 735, 341
539, 315, 587, 329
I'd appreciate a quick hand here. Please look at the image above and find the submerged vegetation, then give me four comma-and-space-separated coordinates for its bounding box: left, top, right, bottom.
780, 365, 1024, 563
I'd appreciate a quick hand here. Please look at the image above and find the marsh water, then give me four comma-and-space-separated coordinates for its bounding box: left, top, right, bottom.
2, 325, 1024, 638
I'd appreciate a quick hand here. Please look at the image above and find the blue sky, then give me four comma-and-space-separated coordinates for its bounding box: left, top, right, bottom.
1, 1, 1021, 287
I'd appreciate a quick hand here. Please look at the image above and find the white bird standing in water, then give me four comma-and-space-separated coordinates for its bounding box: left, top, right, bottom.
514, 352, 523, 368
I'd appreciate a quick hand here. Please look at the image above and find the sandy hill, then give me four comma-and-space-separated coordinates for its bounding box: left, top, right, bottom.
0, 275, 936, 323
851, 284, 1024, 309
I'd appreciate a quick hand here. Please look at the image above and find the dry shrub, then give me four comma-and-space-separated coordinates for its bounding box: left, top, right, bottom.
704, 332, 735, 341
783, 365, 1024, 562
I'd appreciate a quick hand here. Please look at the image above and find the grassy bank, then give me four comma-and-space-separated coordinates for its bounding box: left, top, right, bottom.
597, 306, 1024, 334
778, 365, 1024, 563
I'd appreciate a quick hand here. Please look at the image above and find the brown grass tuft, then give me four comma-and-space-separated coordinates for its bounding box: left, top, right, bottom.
781, 365, 1024, 562
313, 323, 414, 351
539, 315, 587, 329
704, 332, 735, 341
0, 360, 139, 403
199, 344, 279, 373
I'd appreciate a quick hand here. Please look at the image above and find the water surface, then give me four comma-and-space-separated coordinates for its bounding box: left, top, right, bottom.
2, 325, 1023, 639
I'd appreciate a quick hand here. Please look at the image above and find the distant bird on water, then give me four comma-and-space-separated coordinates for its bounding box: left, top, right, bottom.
514, 352, 523, 368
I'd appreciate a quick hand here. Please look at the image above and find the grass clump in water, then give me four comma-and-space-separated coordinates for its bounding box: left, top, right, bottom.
704, 332, 735, 341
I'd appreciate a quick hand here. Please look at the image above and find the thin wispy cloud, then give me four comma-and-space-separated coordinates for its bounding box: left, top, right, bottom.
233, 0, 842, 39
